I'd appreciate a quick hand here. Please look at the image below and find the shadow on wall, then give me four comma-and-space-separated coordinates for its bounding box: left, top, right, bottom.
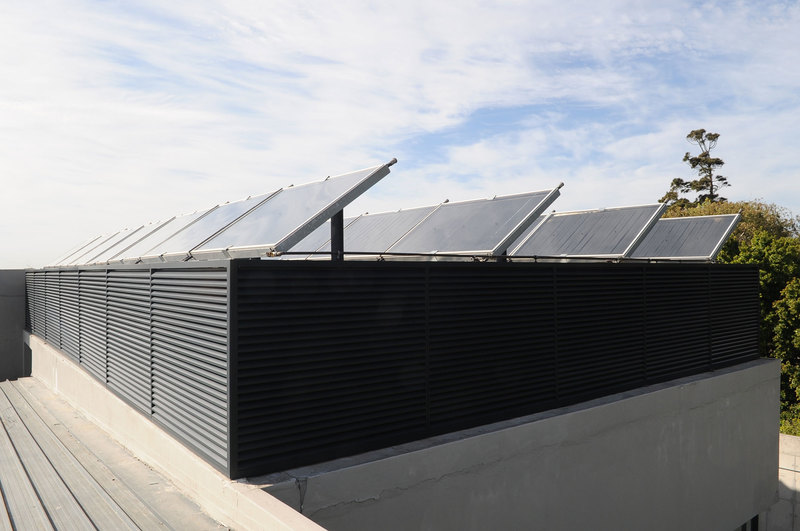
0, 270, 27, 380
768, 434, 800, 530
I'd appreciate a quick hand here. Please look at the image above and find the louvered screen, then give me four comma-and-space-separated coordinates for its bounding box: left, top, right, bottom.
229, 261, 760, 477
24, 264, 230, 475
60, 270, 80, 360
107, 269, 151, 411
710, 266, 760, 367
232, 261, 428, 476
427, 265, 557, 431
151, 268, 229, 470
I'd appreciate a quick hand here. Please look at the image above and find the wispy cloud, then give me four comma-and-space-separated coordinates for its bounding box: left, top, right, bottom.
1, 0, 799, 267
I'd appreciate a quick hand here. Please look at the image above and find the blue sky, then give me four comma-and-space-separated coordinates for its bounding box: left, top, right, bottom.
2, 0, 799, 267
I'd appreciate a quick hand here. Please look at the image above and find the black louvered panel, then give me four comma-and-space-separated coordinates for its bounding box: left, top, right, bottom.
234, 263, 428, 476
25, 272, 34, 331
151, 268, 228, 470
427, 264, 557, 431
710, 267, 760, 368
79, 270, 108, 381
60, 270, 80, 360
107, 270, 151, 412
32, 271, 47, 336
644, 265, 711, 381
43, 271, 61, 346
555, 265, 646, 400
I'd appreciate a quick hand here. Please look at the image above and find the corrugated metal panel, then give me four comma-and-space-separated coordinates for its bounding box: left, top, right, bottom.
107, 270, 151, 412
710, 267, 761, 367
427, 266, 557, 430
151, 268, 229, 470
24, 272, 34, 331
25, 264, 231, 475
555, 265, 646, 399
233, 262, 428, 476
60, 270, 80, 360
79, 270, 107, 382
644, 265, 712, 380
44, 271, 61, 348
230, 261, 760, 477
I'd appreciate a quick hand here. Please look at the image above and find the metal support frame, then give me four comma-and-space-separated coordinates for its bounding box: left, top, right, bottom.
331, 210, 344, 261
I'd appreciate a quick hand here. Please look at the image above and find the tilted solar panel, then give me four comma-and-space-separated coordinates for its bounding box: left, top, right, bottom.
629, 214, 740, 260
510, 203, 666, 258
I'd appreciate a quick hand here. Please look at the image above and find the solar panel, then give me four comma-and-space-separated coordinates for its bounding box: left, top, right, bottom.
81, 225, 146, 265
284, 215, 363, 257
385, 187, 561, 256
510, 203, 666, 258
63, 231, 122, 266
140, 192, 278, 262
98, 218, 176, 263
114, 208, 214, 263
50, 235, 103, 267
629, 214, 740, 260
192, 161, 395, 259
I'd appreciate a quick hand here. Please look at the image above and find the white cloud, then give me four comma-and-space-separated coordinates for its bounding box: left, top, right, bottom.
1, 0, 799, 267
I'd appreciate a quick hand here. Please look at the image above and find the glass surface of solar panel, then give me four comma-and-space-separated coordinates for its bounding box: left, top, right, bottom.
196, 165, 387, 254
64, 232, 121, 266
629, 214, 739, 259
51, 235, 103, 266
512, 204, 664, 257
387, 191, 552, 254
81, 225, 145, 264
338, 206, 438, 253
94, 218, 174, 263
116, 208, 213, 262
143, 193, 273, 259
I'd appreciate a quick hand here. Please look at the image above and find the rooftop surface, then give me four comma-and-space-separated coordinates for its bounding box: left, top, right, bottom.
0, 377, 225, 530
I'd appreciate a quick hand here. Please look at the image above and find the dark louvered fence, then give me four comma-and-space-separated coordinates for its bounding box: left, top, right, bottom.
26, 260, 760, 478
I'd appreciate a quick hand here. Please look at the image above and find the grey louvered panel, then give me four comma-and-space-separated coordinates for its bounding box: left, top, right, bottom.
60, 270, 80, 359
79, 270, 107, 381
25, 272, 34, 330
44, 271, 61, 347
150, 268, 228, 470
32, 272, 46, 336
107, 270, 151, 411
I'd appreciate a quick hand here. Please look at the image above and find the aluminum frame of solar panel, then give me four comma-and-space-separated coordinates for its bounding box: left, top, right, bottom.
191, 160, 395, 260
510, 203, 667, 258
139, 192, 279, 263
115, 208, 216, 264
629, 213, 741, 260
50, 235, 103, 267
384, 187, 562, 256
99, 217, 176, 263
64, 232, 122, 266
81, 225, 146, 265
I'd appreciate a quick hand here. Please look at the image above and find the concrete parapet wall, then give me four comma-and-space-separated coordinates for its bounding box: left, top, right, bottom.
265, 359, 780, 531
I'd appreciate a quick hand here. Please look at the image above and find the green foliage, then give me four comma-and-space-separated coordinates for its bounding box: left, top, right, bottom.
660, 129, 730, 206
665, 200, 800, 433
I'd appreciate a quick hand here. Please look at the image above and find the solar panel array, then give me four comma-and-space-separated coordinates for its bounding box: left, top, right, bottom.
47, 158, 741, 265
510, 204, 666, 258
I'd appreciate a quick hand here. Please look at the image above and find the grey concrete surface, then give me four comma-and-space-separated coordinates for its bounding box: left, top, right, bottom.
0, 270, 26, 380
767, 434, 800, 530
262, 359, 780, 531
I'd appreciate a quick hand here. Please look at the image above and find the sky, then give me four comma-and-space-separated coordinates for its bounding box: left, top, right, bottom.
2, 0, 799, 268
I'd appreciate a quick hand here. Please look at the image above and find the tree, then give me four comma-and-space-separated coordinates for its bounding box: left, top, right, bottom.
660, 129, 729, 206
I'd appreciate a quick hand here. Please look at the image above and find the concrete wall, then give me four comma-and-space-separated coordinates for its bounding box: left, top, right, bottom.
768, 434, 800, 530
264, 359, 780, 531
0, 270, 26, 380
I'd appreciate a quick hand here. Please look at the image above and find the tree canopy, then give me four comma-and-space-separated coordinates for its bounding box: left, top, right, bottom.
660, 129, 729, 206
